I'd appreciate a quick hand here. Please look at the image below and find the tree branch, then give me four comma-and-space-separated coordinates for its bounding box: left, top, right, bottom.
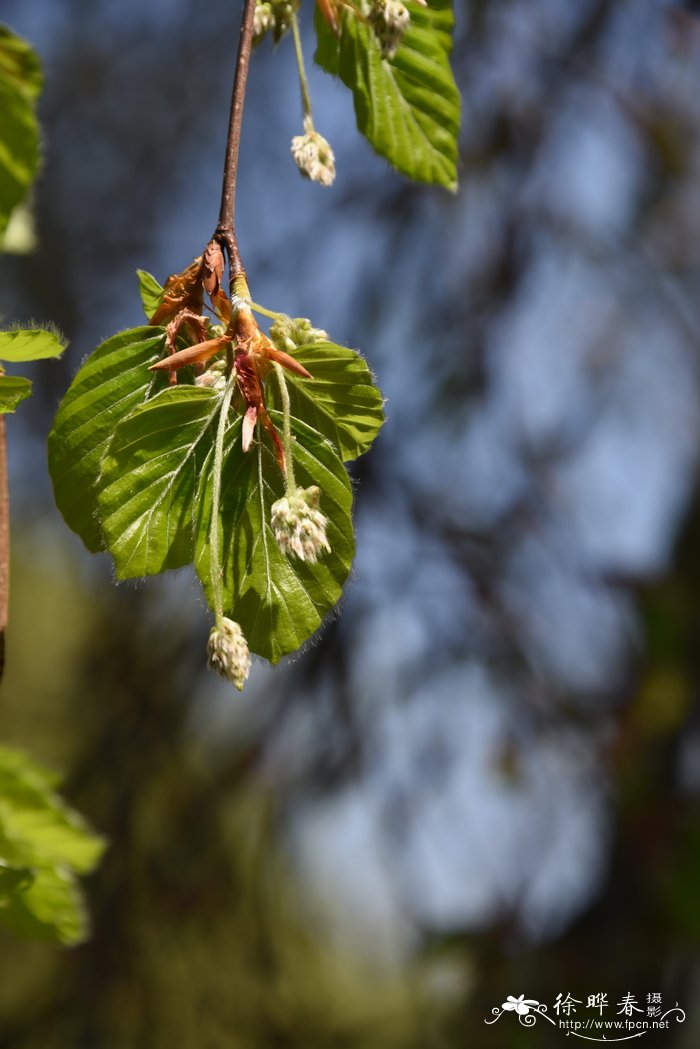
215, 0, 258, 282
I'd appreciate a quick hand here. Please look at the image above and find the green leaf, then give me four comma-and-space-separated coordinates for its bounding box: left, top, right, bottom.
0, 747, 104, 947
136, 268, 164, 320
0, 327, 65, 362
97, 385, 221, 578
95, 380, 354, 663
265, 341, 385, 461
195, 410, 354, 663
48, 326, 167, 553
0, 866, 89, 947
314, 0, 460, 189
0, 864, 33, 897
0, 374, 32, 413
0, 746, 105, 874
0, 25, 42, 237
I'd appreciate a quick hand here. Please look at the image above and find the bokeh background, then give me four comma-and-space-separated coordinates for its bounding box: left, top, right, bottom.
1, 0, 700, 1045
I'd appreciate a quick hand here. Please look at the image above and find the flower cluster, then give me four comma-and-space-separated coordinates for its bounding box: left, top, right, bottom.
253, 0, 299, 45
195, 357, 228, 391
369, 0, 411, 59
271, 485, 331, 563
207, 618, 251, 691
269, 315, 328, 354
291, 117, 336, 187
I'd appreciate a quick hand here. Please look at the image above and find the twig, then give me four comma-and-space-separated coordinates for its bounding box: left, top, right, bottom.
215, 0, 258, 281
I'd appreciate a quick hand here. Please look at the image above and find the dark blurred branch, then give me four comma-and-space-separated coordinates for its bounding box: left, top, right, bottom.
215, 0, 257, 280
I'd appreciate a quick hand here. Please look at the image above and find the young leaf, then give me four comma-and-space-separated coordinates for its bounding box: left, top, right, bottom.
195, 409, 354, 663
48, 327, 166, 553
0, 864, 32, 896
265, 340, 385, 461
0, 374, 32, 413
0, 328, 65, 362
314, 0, 460, 189
97, 385, 220, 578
0, 746, 105, 947
0, 25, 42, 237
0, 745, 105, 874
136, 268, 165, 320
0, 866, 89, 946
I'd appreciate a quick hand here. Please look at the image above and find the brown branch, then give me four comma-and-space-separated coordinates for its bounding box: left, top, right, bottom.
215, 0, 258, 282
0, 419, 8, 683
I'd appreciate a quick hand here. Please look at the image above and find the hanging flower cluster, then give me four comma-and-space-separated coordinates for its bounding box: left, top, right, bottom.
271, 485, 331, 563
207, 618, 252, 691
253, 0, 299, 45
291, 116, 336, 186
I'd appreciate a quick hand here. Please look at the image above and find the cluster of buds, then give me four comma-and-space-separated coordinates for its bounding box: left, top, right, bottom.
291, 117, 336, 187
369, 0, 415, 59
271, 485, 331, 563
269, 315, 328, 354
207, 618, 252, 691
195, 357, 228, 392
253, 0, 299, 46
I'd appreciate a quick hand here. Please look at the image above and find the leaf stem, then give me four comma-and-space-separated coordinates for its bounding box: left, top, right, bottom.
273, 362, 296, 492
210, 375, 237, 624
215, 0, 257, 280
291, 12, 313, 123
248, 301, 287, 321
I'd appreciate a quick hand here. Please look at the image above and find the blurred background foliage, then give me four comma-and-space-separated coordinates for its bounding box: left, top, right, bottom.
1, 0, 700, 1045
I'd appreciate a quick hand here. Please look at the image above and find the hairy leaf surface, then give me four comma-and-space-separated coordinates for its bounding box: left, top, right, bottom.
97, 386, 220, 578
95, 379, 354, 661
195, 409, 354, 663
315, 0, 459, 189
265, 340, 385, 461
48, 327, 166, 552
0, 328, 65, 362
0, 374, 32, 413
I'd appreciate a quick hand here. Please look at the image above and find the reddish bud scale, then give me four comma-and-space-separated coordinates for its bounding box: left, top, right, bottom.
316, 0, 339, 34
149, 336, 232, 372
202, 240, 225, 297
149, 257, 204, 326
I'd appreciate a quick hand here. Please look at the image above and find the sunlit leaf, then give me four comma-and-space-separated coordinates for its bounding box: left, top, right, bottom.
0, 374, 31, 413
315, 0, 459, 189
0, 747, 105, 947
136, 268, 164, 320
265, 340, 385, 461
0, 25, 42, 237
195, 409, 354, 663
0, 746, 105, 874
48, 327, 167, 552
0, 866, 89, 946
97, 385, 220, 578
0, 328, 65, 362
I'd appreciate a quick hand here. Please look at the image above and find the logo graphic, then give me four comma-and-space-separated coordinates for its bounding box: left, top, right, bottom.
485, 992, 686, 1042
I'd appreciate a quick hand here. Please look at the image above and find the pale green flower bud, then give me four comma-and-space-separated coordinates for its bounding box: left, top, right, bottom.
207, 618, 251, 691
253, 2, 275, 43
253, 0, 298, 45
269, 315, 328, 354
369, 0, 411, 59
195, 358, 228, 391
291, 117, 336, 187
271, 485, 331, 563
